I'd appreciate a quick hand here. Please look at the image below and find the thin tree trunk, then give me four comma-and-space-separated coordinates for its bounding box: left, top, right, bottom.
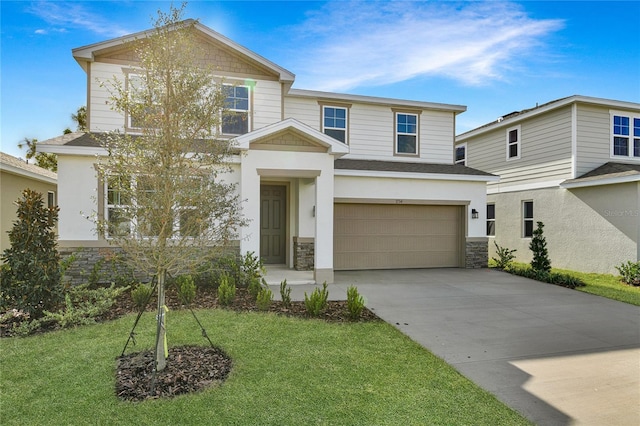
155, 269, 167, 371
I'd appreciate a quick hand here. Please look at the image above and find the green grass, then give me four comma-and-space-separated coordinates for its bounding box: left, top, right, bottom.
492, 261, 640, 306
554, 267, 640, 306
0, 309, 530, 425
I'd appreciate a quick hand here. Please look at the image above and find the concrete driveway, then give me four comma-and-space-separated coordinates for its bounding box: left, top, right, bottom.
330, 268, 640, 426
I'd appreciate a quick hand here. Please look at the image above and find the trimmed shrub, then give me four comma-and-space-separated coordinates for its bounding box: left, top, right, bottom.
131, 283, 154, 309
174, 274, 197, 305
346, 285, 365, 320
304, 282, 329, 317
508, 264, 584, 289
280, 279, 291, 309
256, 287, 274, 311
529, 222, 551, 273
217, 273, 236, 307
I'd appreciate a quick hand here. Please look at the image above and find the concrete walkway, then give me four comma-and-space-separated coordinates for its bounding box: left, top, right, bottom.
316, 268, 639, 425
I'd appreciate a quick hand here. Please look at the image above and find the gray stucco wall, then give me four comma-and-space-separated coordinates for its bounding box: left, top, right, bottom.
488, 182, 639, 274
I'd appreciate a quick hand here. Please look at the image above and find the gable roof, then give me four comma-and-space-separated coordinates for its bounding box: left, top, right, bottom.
72, 19, 295, 85
561, 162, 640, 188
0, 152, 57, 184
234, 118, 349, 156
457, 95, 640, 141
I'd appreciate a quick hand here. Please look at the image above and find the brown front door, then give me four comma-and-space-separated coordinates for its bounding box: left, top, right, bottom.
260, 185, 286, 264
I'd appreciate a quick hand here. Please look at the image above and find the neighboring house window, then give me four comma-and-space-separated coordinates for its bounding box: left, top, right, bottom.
47, 191, 56, 208
395, 112, 419, 155
506, 125, 521, 160
455, 144, 466, 165
522, 200, 534, 238
222, 85, 249, 135
612, 114, 640, 158
322, 106, 348, 144
486, 203, 495, 236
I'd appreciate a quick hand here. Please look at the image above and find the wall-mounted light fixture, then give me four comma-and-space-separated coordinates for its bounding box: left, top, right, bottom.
471, 208, 479, 219
312, 206, 316, 217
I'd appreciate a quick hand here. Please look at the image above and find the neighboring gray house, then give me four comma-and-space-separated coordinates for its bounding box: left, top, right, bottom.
456, 95, 640, 274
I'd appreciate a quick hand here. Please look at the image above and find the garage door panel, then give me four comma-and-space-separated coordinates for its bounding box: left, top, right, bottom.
334, 203, 462, 270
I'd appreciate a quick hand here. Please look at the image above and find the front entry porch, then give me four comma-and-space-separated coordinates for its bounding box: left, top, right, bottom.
263, 264, 315, 285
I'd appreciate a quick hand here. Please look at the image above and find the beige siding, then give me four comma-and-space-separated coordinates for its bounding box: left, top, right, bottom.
89, 62, 126, 132
252, 80, 283, 130
575, 103, 640, 177
334, 203, 463, 270
283, 96, 320, 128
463, 106, 573, 188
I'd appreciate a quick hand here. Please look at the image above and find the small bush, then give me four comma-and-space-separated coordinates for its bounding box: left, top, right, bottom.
346, 285, 365, 320
529, 222, 551, 273
256, 287, 274, 311
248, 276, 264, 301
492, 242, 517, 270
280, 280, 291, 309
508, 264, 584, 289
42, 283, 129, 329
131, 283, 154, 309
238, 251, 265, 288
616, 261, 640, 286
304, 282, 329, 317
174, 274, 197, 305
217, 273, 236, 307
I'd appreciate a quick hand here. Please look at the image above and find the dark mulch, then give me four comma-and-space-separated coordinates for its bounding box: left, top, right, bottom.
116, 345, 232, 401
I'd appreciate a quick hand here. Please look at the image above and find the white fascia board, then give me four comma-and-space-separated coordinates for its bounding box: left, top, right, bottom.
457, 95, 640, 141
334, 169, 499, 182
1, 164, 57, 184
37, 144, 107, 156
561, 174, 640, 189
487, 179, 564, 194
288, 89, 467, 114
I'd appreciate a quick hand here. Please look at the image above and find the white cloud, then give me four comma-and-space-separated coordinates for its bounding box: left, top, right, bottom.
28, 1, 131, 37
288, 1, 564, 91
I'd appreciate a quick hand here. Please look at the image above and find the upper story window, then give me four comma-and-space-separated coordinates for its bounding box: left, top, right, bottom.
522, 200, 534, 238
506, 125, 521, 160
322, 106, 348, 144
486, 203, 495, 236
395, 112, 419, 155
126, 73, 160, 131
612, 113, 640, 159
455, 144, 466, 165
222, 85, 250, 135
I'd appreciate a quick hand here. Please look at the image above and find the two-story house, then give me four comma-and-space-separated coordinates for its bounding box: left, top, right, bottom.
38, 20, 496, 283
456, 95, 640, 274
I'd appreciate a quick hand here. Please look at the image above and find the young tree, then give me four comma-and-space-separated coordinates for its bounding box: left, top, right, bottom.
1, 189, 63, 318
96, 6, 246, 371
529, 221, 551, 273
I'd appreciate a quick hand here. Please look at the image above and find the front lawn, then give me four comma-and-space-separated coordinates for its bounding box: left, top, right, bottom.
554, 267, 640, 306
0, 309, 530, 425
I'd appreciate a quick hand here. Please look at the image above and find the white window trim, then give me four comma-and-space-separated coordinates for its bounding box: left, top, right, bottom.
394, 111, 419, 156
486, 203, 495, 237
506, 125, 521, 161
221, 83, 251, 136
321, 105, 348, 144
455, 143, 467, 165
610, 110, 640, 160
522, 200, 533, 238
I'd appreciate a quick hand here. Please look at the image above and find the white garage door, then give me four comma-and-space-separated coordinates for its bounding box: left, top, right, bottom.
334, 203, 463, 270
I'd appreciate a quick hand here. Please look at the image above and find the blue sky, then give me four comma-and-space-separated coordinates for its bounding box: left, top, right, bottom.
2, 0, 639, 160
